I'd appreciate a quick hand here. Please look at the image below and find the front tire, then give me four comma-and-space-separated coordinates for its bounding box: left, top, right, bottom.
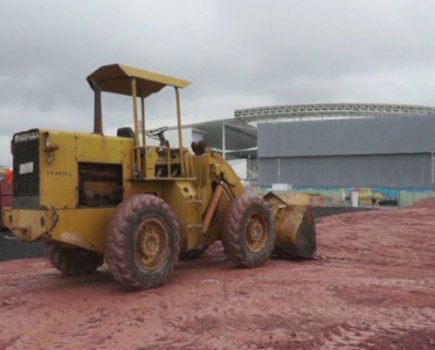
222, 195, 274, 268
105, 194, 180, 290
44, 242, 103, 275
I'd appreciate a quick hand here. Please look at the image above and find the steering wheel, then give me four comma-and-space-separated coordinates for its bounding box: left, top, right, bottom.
147, 126, 169, 138
146, 126, 169, 147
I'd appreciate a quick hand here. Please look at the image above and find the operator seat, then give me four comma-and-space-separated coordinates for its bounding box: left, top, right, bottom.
117, 127, 135, 139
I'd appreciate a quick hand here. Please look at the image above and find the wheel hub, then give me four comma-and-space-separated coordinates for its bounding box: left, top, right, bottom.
135, 218, 169, 270
245, 214, 267, 253
141, 231, 159, 256
250, 223, 263, 241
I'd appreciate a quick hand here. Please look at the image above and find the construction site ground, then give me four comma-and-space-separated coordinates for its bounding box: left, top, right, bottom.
0, 200, 434, 349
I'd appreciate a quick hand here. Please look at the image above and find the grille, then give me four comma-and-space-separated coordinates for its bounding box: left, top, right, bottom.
13, 138, 40, 197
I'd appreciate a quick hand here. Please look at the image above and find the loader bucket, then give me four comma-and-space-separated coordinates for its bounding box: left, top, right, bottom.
263, 192, 316, 259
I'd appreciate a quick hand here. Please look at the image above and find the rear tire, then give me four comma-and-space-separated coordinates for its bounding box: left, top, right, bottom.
44, 242, 103, 275
105, 194, 180, 290
222, 195, 274, 268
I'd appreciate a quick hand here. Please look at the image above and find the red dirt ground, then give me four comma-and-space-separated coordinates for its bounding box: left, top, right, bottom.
1, 202, 434, 349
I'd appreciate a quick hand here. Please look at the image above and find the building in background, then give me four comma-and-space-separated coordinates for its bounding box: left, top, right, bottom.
163, 103, 435, 199
235, 103, 435, 198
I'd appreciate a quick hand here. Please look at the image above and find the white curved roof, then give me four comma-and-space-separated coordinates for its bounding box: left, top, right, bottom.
235, 103, 435, 122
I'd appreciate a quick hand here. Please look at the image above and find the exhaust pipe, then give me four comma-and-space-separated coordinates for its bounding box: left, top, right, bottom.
93, 89, 103, 134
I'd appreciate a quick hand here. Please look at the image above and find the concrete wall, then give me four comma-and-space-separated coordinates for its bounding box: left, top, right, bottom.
258, 115, 435, 188
259, 154, 431, 187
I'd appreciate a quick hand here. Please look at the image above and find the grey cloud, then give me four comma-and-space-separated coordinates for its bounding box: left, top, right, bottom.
0, 0, 434, 166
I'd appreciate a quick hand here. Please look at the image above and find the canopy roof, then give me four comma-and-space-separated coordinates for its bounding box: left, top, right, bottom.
87, 64, 191, 98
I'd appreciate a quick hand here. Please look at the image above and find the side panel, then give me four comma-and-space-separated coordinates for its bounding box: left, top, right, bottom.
39, 131, 77, 208
162, 181, 203, 251
49, 208, 115, 252
75, 133, 132, 164
39, 131, 134, 209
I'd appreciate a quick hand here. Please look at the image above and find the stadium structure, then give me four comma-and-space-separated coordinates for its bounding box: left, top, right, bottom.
234, 103, 435, 198
234, 103, 435, 121
167, 103, 435, 199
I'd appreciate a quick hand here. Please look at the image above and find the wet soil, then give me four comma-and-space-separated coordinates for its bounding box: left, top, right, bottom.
0, 202, 434, 349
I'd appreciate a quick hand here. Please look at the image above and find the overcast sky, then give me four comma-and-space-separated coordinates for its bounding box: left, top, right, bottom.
1, 0, 434, 165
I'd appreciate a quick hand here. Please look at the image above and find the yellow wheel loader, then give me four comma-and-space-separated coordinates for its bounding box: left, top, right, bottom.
1, 64, 316, 289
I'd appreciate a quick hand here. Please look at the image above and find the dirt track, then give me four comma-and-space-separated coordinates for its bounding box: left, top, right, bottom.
0, 203, 434, 349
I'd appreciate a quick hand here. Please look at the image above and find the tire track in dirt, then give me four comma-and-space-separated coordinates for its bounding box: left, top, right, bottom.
317, 308, 435, 350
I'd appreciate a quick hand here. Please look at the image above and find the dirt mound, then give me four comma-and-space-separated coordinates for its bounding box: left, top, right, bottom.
409, 197, 435, 209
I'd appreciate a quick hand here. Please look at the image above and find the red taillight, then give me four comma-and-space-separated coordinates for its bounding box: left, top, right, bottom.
5, 168, 13, 184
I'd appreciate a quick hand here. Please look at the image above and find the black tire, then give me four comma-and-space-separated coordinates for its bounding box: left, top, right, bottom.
222, 195, 274, 268
105, 194, 180, 290
43, 242, 103, 275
